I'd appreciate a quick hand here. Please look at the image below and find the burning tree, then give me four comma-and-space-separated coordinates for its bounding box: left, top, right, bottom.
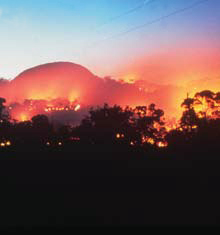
133, 104, 167, 147
193, 90, 220, 119
180, 97, 199, 132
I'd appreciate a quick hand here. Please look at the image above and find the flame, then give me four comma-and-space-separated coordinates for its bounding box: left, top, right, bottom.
181, 91, 220, 120
157, 141, 168, 148
130, 141, 135, 146
116, 133, 121, 139
0, 142, 6, 147
69, 91, 79, 103
6, 141, 11, 146
121, 74, 138, 84
20, 113, 29, 122
74, 104, 81, 112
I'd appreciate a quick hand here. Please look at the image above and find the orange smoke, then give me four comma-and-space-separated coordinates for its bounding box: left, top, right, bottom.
1, 52, 219, 124
116, 44, 220, 119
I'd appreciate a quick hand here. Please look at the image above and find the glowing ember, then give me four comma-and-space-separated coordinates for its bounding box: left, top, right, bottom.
0, 142, 6, 147
116, 133, 125, 139
147, 138, 155, 145
116, 133, 121, 139
130, 141, 135, 146
157, 142, 168, 148
6, 141, 11, 146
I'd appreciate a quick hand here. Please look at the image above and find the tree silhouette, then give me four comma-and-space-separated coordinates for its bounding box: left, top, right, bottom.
74, 103, 166, 148
0, 97, 9, 121
195, 90, 215, 100
0, 98, 12, 141
134, 104, 166, 146
180, 108, 198, 131
11, 121, 33, 146
74, 104, 134, 145
31, 115, 53, 145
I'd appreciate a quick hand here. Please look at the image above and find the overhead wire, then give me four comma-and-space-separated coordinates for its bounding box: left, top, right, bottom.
88, 0, 210, 48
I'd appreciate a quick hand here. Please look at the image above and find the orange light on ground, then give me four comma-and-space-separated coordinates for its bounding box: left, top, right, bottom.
6, 141, 11, 146
0, 142, 6, 147
130, 141, 135, 146
116, 133, 120, 139
116, 133, 125, 139
58, 142, 62, 146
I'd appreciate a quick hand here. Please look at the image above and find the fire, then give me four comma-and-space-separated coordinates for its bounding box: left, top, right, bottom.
69, 91, 79, 103
8, 97, 83, 122
116, 133, 125, 139
0, 140, 11, 147
130, 141, 135, 146
6, 141, 11, 146
20, 113, 29, 122
157, 141, 168, 148
181, 90, 220, 120
0, 142, 6, 147
121, 74, 138, 84
74, 104, 81, 112
142, 136, 155, 145
116, 133, 120, 139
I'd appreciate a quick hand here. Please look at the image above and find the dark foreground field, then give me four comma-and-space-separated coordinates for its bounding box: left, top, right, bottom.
0, 145, 220, 229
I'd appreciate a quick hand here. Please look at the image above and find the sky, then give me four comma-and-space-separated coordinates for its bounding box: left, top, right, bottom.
0, 0, 220, 85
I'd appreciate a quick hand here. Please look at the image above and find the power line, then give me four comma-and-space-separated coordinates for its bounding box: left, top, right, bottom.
96, 0, 156, 30
89, 0, 210, 48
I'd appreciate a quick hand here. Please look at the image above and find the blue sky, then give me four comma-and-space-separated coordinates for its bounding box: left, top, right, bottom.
0, 0, 220, 82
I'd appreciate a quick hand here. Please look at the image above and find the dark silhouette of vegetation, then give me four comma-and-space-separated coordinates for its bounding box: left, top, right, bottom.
0, 90, 219, 154
73, 103, 166, 149
0, 97, 9, 121
1, 91, 220, 227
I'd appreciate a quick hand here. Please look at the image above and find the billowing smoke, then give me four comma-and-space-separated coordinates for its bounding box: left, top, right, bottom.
2, 62, 148, 106
0, 61, 191, 124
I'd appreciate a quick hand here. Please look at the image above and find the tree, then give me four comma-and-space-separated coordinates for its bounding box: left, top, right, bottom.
0, 97, 11, 140
0, 97, 9, 121
11, 121, 33, 146
74, 104, 134, 145
134, 104, 166, 146
180, 108, 198, 132
31, 115, 53, 144
74, 103, 166, 148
